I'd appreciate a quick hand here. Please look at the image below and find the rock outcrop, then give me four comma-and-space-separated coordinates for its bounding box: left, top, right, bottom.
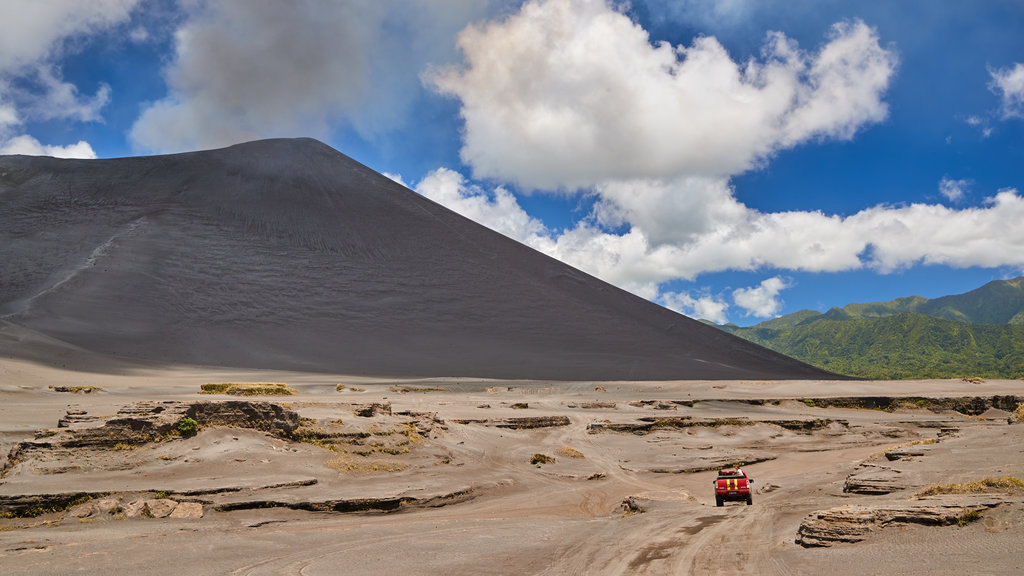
796, 498, 1004, 547
2, 400, 300, 478
843, 465, 908, 495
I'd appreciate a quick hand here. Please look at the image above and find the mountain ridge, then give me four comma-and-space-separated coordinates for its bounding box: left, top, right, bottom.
716, 277, 1024, 379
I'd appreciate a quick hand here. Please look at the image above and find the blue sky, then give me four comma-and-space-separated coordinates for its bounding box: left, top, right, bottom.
2, 0, 1023, 325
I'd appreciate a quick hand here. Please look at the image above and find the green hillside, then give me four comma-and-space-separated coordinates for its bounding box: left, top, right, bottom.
717, 277, 1024, 379
830, 277, 1024, 324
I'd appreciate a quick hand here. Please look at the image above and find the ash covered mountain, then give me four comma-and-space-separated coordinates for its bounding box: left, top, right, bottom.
0, 138, 836, 380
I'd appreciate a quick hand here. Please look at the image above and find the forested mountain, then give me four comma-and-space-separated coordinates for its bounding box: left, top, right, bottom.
717, 278, 1024, 379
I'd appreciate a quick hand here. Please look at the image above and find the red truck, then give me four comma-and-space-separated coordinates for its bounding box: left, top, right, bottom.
714, 468, 753, 506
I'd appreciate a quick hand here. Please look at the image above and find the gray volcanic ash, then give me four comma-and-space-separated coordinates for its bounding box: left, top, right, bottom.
0, 138, 838, 380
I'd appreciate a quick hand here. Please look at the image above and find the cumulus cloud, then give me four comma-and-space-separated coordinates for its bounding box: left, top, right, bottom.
660, 290, 730, 323
415, 167, 549, 246
732, 277, 789, 317
414, 0, 1024, 323
0, 0, 138, 72
0, 0, 135, 156
413, 160, 1024, 315
12, 65, 111, 123
939, 176, 971, 203
990, 63, 1024, 119
429, 0, 896, 190
131, 0, 497, 153
0, 134, 96, 159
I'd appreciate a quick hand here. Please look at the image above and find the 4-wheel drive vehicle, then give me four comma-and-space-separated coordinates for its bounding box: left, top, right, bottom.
714, 468, 753, 506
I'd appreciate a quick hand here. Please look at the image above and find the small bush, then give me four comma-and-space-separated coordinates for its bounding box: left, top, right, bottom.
801, 399, 816, 407
957, 508, 982, 526
175, 417, 200, 438
531, 453, 555, 465
511, 403, 529, 410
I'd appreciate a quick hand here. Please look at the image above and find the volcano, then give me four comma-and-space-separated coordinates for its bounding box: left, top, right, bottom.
0, 138, 839, 380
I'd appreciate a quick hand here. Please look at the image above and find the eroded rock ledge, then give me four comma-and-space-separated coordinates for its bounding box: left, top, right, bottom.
2, 400, 299, 478
796, 497, 1006, 547
587, 417, 844, 435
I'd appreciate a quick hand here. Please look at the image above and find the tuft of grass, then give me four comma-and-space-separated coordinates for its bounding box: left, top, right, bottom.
874, 437, 938, 458
293, 426, 338, 452
325, 454, 408, 474
801, 398, 816, 407
918, 476, 1024, 497
531, 453, 555, 465
511, 403, 529, 410
957, 508, 983, 526
200, 382, 297, 396
112, 442, 136, 451
388, 385, 444, 393
48, 385, 102, 394
556, 446, 585, 459
1014, 403, 1024, 421
961, 376, 985, 384
336, 384, 366, 392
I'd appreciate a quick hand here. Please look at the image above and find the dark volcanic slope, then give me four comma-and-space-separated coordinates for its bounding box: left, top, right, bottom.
0, 138, 838, 380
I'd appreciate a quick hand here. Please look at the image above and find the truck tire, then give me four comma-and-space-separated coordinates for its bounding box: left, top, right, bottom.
746, 495, 753, 505
716, 496, 723, 507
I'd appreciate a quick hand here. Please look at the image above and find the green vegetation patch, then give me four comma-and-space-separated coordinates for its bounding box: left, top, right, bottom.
200, 382, 297, 396
956, 508, 983, 526
174, 416, 200, 438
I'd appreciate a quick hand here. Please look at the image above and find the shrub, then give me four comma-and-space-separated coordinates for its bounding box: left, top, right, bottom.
175, 417, 200, 438
957, 508, 982, 526
531, 453, 555, 465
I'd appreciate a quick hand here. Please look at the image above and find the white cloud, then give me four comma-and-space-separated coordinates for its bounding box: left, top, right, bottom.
0, 134, 96, 158
417, 166, 1024, 309
14, 65, 111, 122
415, 167, 549, 246
128, 25, 149, 43
660, 290, 730, 323
732, 277, 789, 317
429, 0, 896, 190
414, 1, 1024, 323
131, 0, 498, 153
0, 0, 135, 157
990, 63, 1024, 119
938, 176, 971, 203
0, 0, 138, 72
382, 172, 409, 188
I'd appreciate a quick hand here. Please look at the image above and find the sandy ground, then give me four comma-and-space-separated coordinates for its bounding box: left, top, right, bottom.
2, 355, 1023, 575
